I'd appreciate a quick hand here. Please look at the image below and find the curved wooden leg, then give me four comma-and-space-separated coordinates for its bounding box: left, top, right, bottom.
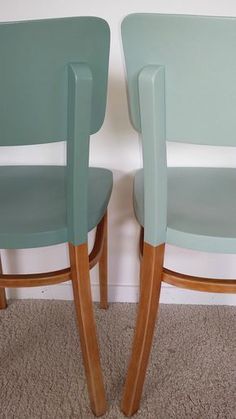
0, 256, 7, 310
121, 242, 165, 416
99, 212, 108, 309
69, 243, 107, 417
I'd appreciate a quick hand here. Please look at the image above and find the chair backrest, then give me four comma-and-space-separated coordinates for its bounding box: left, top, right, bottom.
0, 17, 110, 146
122, 14, 236, 146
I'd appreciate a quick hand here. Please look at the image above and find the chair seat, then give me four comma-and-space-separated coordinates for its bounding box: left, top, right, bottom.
0, 166, 112, 249
134, 167, 236, 253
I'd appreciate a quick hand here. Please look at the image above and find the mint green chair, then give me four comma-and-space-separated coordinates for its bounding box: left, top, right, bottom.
0, 17, 112, 416
121, 13, 236, 415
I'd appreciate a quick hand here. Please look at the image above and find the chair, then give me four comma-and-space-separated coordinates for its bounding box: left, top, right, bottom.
121, 13, 236, 416
0, 17, 112, 416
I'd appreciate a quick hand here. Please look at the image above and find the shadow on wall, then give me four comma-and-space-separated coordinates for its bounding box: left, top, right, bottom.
105, 74, 134, 138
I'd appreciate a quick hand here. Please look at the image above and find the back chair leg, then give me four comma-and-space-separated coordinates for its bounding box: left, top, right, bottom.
99, 212, 108, 309
0, 257, 7, 310
0, 288, 7, 310
69, 243, 107, 417
121, 242, 165, 416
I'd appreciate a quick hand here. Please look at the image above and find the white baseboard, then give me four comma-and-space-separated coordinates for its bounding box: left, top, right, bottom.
6, 283, 236, 306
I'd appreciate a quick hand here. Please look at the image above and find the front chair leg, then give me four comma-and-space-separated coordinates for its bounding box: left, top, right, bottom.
99, 212, 108, 309
69, 243, 107, 416
0, 257, 7, 310
121, 242, 165, 416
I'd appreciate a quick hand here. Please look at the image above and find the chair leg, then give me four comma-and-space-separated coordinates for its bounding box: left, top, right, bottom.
0, 288, 7, 310
69, 243, 107, 417
99, 212, 108, 309
0, 256, 7, 310
121, 242, 165, 416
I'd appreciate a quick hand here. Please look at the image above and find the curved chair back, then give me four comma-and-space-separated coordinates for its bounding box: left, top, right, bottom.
0, 17, 109, 145
0, 17, 110, 246
122, 14, 236, 146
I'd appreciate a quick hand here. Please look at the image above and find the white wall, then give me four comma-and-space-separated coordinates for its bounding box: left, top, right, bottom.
1, 0, 236, 305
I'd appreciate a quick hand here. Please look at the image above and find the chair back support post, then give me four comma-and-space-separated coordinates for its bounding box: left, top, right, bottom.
138, 66, 167, 246
67, 63, 93, 245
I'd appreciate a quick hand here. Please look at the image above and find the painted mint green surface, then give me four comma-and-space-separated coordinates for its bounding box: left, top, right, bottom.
122, 14, 236, 146
0, 17, 112, 248
0, 166, 112, 249
134, 168, 236, 254
67, 63, 92, 245
0, 17, 110, 145
122, 14, 236, 252
138, 66, 167, 246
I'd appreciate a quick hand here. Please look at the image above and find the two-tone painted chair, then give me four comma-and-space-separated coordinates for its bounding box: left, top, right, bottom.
121, 13, 236, 416
0, 17, 112, 416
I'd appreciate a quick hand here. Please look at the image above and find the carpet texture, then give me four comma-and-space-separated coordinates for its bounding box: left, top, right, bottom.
0, 301, 235, 418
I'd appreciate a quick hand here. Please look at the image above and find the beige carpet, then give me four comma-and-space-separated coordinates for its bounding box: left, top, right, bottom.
0, 301, 235, 419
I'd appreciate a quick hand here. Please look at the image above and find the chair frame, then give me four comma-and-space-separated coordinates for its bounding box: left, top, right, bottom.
139, 227, 236, 293
121, 226, 236, 417
121, 16, 236, 415
0, 17, 111, 416
0, 211, 108, 416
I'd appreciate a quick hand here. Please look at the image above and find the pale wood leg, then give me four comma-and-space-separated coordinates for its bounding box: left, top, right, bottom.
0, 288, 7, 310
99, 212, 108, 309
69, 243, 107, 417
121, 242, 165, 416
0, 256, 7, 310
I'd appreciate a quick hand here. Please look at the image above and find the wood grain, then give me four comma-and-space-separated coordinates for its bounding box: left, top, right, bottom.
69, 242, 107, 416
121, 242, 165, 416
0, 268, 71, 288
0, 213, 108, 415
162, 268, 236, 293
140, 227, 236, 293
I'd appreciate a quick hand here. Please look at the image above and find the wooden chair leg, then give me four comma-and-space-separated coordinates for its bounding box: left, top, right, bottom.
99, 212, 108, 309
0, 288, 7, 310
69, 243, 107, 417
121, 242, 165, 416
0, 256, 7, 310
